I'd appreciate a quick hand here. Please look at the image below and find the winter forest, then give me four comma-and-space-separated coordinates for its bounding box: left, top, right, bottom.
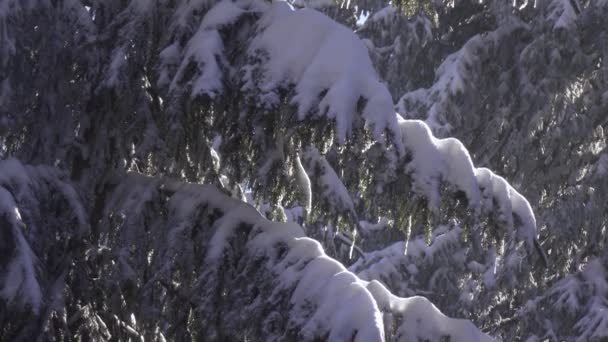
0, 0, 607, 340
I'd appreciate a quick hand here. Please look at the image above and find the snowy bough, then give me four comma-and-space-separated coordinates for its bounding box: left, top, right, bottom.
0, 162, 493, 341
0, 0, 549, 340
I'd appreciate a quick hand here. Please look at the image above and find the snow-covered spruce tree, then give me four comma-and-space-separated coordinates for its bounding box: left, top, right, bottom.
0, 0, 548, 340
349, 0, 608, 340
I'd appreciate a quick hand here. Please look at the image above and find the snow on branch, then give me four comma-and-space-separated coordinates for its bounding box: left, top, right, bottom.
517, 258, 608, 339
0, 159, 87, 315
165, 0, 245, 98
101, 174, 493, 341
242, 1, 403, 149
155, 1, 539, 257
236, 1, 537, 250
367, 280, 495, 342
398, 118, 539, 253
0, 187, 42, 313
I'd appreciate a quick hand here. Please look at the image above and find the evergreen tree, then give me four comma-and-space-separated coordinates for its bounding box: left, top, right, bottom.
2, 0, 605, 340
361, 0, 608, 339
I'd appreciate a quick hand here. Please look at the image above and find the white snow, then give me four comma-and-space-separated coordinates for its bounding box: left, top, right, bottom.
550, 273, 582, 314
399, 118, 481, 211
573, 259, 608, 340
104, 49, 126, 87
351, 240, 406, 282
291, 0, 334, 9
160, 2, 539, 259
475, 168, 537, 250
0, 159, 90, 315
396, 117, 538, 249
171, 27, 225, 98
243, 203, 489, 341
294, 152, 312, 213
171, 181, 385, 340
200, 0, 245, 29
158, 42, 180, 88
0, 186, 42, 314
366, 280, 496, 342
359, 217, 389, 234
350, 224, 465, 293
248, 2, 402, 149
144, 175, 492, 341
166, 0, 256, 98
302, 146, 354, 212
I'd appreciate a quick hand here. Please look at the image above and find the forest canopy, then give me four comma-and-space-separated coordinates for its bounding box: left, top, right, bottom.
1, 0, 607, 341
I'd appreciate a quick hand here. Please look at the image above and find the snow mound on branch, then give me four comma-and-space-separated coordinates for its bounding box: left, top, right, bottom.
350, 225, 467, 297
248, 222, 384, 341
163, 0, 250, 98
301, 146, 355, 213
0, 187, 41, 313
400, 119, 480, 211
475, 168, 536, 248
200, 0, 245, 29
151, 177, 492, 341
398, 118, 537, 250
246, 2, 402, 149
169, 182, 383, 340
0, 159, 87, 314
519, 258, 608, 340
367, 280, 495, 342
169, 17, 228, 97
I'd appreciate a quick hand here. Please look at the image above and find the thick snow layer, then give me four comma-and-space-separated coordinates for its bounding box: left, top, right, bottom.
397, 117, 538, 249
159, 2, 538, 256
349, 240, 408, 286
171, 25, 225, 97
0, 159, 87, 314
200, 0, 245, 29
366, 280, 495, 342
359, 217, 389, 234
399, 118, 480, 211
369, 5, 397, 23
294, 152, 312, 213
475, 168, 537, 249
573, 259, 608, 340
302, 146, 354, 213
0, 187, 42, 314
247, 2, 402, 148
161, 180, 383, 340
165, 0, 254, 97
128, 175, 493, 341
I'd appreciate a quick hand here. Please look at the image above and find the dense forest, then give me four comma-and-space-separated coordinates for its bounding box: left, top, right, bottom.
1, 0, 607, 340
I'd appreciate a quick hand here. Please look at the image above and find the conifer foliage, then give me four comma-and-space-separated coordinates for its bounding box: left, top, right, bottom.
1, 0, 606, 341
